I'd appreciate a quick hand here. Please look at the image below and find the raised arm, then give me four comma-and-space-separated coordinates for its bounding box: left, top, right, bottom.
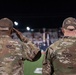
13, 28, 41, 61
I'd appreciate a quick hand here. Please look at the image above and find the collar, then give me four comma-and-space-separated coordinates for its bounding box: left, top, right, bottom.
62, 36, 76, 39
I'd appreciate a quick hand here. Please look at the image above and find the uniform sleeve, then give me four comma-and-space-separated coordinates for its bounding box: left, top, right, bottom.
22, 41, 41, 61
13, 28, 41, 61
42, 47, 54, 75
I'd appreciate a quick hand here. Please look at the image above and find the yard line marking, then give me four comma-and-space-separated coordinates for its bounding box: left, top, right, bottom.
34, 68, 42, 74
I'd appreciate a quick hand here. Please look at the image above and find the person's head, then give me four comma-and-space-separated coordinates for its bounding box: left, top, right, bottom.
0, 18, 13, 36
61, 17, 76, 36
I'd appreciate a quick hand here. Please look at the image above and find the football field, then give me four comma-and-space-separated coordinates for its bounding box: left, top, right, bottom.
24, 54, 44, 75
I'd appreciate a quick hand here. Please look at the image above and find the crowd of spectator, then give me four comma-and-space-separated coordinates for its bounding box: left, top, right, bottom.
12, 28, 62, 51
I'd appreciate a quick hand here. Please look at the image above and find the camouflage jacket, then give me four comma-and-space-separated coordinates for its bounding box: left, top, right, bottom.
0, 35, 41, 75
42, 36, 76, 75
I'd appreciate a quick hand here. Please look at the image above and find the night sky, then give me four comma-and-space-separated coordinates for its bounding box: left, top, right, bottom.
0, 1, 76, 30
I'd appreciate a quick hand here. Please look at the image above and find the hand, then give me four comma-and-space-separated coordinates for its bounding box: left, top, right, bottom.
13, 28, 29, 42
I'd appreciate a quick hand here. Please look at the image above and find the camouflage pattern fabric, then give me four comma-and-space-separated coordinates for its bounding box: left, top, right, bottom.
42, 36, 76, 75
0, 35, 41, 75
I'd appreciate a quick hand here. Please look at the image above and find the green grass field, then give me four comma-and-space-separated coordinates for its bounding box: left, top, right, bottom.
24, 54, 44, 75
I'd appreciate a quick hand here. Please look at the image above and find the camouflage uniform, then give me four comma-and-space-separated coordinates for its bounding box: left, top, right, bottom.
0, 18, 41, 75
42, 17, 76, 75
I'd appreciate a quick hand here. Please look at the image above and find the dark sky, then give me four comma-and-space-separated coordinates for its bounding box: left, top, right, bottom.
0, 1, 76, 30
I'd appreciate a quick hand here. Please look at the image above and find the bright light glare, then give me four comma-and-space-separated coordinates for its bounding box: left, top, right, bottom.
14, 21, 18, 26
26, 27, 30, 31
31, 29, 34, 31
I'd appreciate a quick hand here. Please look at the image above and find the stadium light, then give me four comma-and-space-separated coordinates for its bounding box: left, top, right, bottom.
26, 26, 30, 31
14, 21, 18, 26
31, 29, 34, 32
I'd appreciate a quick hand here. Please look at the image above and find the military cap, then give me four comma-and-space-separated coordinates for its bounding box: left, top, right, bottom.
62, 17, 76, 30
0, 18, 13, 30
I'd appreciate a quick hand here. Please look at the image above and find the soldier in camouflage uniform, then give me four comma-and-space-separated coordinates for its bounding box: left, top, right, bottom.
42, 17, 76, 75
0, 18, 41, 75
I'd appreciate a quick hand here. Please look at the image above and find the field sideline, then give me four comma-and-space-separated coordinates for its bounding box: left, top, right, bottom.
24, 54, 44, 75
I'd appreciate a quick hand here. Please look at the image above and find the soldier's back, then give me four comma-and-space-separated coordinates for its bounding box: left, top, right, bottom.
0, 35, 23, 75
50, 36, 76, 75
